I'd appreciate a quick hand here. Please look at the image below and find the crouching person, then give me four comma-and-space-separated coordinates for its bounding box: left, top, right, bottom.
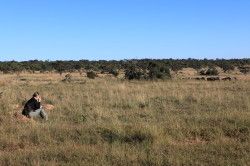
22, 92, 48, 121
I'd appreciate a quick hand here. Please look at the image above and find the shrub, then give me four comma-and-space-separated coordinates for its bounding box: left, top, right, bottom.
148, 63, 171, 80
200, 67, 219, 76
125, 66, 145, 80
109, 68, 119, 77
87, 71, 97, 79
238, 66, 250, 74
220, 63, 235, 72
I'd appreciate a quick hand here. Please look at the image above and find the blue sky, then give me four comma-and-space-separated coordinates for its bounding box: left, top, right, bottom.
0, 0, 250, 61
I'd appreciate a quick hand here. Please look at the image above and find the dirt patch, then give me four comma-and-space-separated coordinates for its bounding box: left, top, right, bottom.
234, 75, 250, 81
13, 112, 30, 123
43, 104, 55, 111
177, 68, 198, 77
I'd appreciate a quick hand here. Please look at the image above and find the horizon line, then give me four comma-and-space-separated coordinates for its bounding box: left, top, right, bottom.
1, 57, 250, 63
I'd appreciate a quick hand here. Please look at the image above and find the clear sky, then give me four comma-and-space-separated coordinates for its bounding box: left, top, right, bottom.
0, 0, 250, 61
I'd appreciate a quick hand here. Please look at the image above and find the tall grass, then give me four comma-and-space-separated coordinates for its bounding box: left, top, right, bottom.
0, 73, 249, 165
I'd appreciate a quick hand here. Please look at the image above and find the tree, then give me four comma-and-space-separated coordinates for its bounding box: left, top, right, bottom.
148, 62, 171, 80
125, 65, 145, 80
200, 67, 219, 76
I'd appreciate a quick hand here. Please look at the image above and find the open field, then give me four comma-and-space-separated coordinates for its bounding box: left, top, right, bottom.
0, 73, 249, 165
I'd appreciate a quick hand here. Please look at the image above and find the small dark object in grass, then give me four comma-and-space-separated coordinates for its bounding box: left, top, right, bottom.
62, 73, 72, 82
87, 71, 97, 79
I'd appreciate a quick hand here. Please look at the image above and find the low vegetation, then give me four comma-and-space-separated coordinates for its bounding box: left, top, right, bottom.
0, 73, 249, 165
0, 59, 249, 76
86, 71, 97, 79
200, 67, 219, 76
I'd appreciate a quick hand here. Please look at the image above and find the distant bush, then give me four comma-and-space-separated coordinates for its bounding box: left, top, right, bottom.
238, 66, 250, 74
109, 68, 119, 77
148, 62, 171, 80
124, 62, 171, 80
200, 67, 219, 76
125, 66, 145, 80
87, 71, 97, 79
219, 63, 235, 72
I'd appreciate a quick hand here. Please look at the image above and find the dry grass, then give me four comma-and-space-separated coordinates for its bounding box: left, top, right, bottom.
0, 73, 249, 165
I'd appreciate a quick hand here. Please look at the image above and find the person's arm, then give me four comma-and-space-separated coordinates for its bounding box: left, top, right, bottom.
36, 101, 41, 109
34, 98, 41, 109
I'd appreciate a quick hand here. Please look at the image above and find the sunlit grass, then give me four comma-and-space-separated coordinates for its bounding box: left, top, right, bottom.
0, 73, 249, 165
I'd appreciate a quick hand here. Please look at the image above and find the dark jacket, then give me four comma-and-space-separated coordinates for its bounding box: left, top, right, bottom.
22, 97, 41, 116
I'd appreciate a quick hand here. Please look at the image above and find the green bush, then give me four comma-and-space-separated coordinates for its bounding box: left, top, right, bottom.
220, 63, 235, 71
125, 66, 145, 80
125, 62, 171, 80
87, 71, 97, 79
109, 68, 119, 77
148, 63, 171, 80
200, 67, 219, 75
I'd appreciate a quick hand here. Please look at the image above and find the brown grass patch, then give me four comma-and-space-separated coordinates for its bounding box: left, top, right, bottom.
170, 138, 207, 146
13, 112, 30, 123
43, 104, 55, 111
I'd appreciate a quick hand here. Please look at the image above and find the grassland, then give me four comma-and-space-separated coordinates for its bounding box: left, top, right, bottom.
0, 73, 249, 165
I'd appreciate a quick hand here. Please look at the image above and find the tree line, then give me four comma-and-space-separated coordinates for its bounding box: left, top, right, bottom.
0, 59, 249, 79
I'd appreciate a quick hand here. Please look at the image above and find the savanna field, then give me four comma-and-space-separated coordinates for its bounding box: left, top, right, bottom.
0, 73, 249, 165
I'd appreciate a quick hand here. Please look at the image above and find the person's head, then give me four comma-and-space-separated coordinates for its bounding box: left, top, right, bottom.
33, 92, 40, 99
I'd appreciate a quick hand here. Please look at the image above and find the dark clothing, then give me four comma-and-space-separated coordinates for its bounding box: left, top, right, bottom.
22, 97, 41, 116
